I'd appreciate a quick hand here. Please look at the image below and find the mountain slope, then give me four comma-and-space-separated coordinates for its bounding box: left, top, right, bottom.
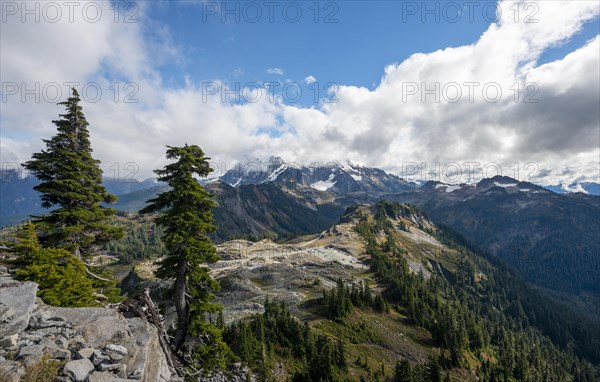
385, 176, 600, 296
5, 167, 598, 303
208, 181, 346, 242
102, 174, 600, 300
125, 201, 600, 381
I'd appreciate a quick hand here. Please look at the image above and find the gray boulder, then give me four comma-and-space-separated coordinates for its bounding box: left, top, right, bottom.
77, 347, 95, 359
0, 359, 25, 382
0, 276, 175, 382
17, 344, 44, 366
0, 280, 37, 337
64, 358, 95, 381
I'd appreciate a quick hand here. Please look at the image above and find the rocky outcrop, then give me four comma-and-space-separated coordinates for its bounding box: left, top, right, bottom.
0, 268, 179, 382
0, 276, 37, 336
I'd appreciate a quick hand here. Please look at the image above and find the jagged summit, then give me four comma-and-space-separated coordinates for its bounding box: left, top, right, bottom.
420, 176, 551, 197
217, 157, 416, 193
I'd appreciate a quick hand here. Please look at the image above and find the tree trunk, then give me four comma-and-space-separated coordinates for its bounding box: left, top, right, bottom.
172, 256, 189, 350
119, 289, 185, 377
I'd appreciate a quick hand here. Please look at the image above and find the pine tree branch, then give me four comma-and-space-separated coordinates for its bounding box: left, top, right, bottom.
86, 268, 112, 282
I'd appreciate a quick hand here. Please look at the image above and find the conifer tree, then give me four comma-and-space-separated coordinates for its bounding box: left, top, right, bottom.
393, 360, 413, 382
12, 222, 96, 307
141, 144, 227, 369
22, 89, 123, 259
426, 358, 442, 382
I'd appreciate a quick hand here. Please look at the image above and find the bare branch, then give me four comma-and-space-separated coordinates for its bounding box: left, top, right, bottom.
86, 268, 112, 282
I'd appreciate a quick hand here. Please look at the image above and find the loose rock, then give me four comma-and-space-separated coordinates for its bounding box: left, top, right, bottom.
98, 363, 122, 372
106, 344, 128, 355
77, 347, 95, 359
64, 358, 95, 382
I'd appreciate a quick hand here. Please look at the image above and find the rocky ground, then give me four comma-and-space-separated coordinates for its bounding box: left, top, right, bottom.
212, 221, 369, 323
123, 217, 448, 326
0, 266, 177, 382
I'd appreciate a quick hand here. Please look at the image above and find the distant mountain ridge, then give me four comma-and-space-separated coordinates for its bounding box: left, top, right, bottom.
385, 175, 600, 295
544, 182, 600, 195
2, 160, 597, 227
217, 156, 416, 193
2, 165, 599, 310
0, 171, 161, 226
110, 174, 600, 299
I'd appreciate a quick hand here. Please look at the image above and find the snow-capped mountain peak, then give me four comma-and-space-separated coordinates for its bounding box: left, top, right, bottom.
218, 157, 415, 194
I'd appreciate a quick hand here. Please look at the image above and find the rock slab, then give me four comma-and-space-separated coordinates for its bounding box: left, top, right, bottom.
0, 280, 37, 337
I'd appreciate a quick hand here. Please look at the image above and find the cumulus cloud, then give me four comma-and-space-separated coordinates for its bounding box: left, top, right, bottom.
1, 0, 599, 186
304, 76, 317, 84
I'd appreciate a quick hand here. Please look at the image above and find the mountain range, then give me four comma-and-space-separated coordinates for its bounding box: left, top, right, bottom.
1, 159, 599, 305
218, 156, 416, 193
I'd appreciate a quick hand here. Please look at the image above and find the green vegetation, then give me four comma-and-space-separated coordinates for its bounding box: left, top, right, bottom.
11, 221, 95, 306
141, 144, 227, 373
103, 213, 165, 263
354, 201, 600, 382
224, 298, 348, 382
20, 353, 65, 382
22, 88, 124, 257
10, 90, 124, 306
321, 278, 388, 321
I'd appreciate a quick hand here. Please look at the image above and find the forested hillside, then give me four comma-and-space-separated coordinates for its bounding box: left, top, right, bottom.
350, 201, 600, 381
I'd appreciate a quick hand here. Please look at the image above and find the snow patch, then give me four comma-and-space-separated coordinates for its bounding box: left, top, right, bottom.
338, 159, 363, 181
494, 182, 517, 188
434, 183, 461, 193
338, 158, 358, 172
267, 164, 288, 181
445, 185, 461, 193
311, 180, 336, 191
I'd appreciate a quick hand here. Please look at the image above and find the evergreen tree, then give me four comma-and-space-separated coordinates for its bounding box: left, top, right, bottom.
22, 89, 123, 259
12, 222, 95, 307
336, 341, 347, 372
393, 360, 413, 382
141, 144, 227, 370
426, 358, 442, 382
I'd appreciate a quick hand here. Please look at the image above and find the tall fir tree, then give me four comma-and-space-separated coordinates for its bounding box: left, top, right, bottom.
141, 144, 227, 370
22, 88, 123, 258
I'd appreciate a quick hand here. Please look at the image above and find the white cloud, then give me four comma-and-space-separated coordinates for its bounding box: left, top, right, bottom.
1, 0, 599, 186
304, 75, 317, 84
266, 67, 284, 75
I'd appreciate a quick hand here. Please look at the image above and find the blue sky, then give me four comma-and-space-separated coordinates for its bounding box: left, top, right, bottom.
148, 1, 598, 103
152, 1, 497, 99
2, 1, 599, 184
